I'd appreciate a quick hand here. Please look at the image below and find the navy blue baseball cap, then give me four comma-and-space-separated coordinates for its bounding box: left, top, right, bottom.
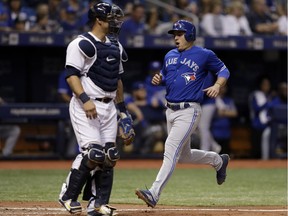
66, 6, 77, 14
149, 61, 161, 71
132, 81, 145, 90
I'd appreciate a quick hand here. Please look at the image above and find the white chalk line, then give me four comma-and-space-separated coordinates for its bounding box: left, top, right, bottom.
0, 207, 287, 213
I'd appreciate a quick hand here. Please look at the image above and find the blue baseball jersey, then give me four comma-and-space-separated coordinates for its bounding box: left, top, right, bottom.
161, 46, 230, 103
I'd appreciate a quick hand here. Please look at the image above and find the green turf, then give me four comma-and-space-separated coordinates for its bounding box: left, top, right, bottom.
0, 168, 286, 206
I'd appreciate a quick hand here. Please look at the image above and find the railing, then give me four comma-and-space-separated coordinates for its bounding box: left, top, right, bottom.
0, 32, 287, 50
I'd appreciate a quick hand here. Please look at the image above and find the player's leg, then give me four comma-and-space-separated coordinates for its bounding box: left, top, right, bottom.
198, 104, 218, 151
136, 105, 201, 207
1, 125, 21, 157
59, 144, 106, 214
85, 102, 118, 215
179, 145, 222, 168
86, 142, 119, 216
261, 127, 271, 160
179, 137, 229, 185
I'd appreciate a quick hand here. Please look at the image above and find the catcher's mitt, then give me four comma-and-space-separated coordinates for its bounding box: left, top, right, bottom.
117, 112, 135, 146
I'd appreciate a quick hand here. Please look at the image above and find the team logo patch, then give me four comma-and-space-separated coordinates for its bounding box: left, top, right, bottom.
174, 22, 183, 29
181, 72, 196, 84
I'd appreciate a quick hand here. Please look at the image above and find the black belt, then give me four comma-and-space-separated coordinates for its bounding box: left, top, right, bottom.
95, 97, 113, 103
166, 102, 194, 111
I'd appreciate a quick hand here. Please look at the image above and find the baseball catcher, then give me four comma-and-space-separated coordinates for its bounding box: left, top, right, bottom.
58, 2, 135, 216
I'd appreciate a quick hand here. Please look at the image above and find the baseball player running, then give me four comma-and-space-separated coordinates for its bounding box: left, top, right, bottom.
135, 20, 230, 208
58, 2, 134, 216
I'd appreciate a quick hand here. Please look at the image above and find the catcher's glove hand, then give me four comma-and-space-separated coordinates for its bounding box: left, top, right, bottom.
117, 112, 135, 146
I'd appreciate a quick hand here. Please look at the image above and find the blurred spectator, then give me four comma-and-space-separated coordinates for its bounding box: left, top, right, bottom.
272, 82, 287, 105
200, 0, 226, 36
0, 96, 21, 157
277, 2, 287, 35
125, 81, 166, 154
30, 2, 61, 32
211, 85, 238, 155
198, 72, 222, 153
175, 0, 198, 15
113, 0, 133, 10
125, 81, 149, 154
153, 1, 175, 23
154, 13, 179, 35
248, 76, 274, 159
0, 0, 10, 31
59, 0, 87, 22
58, 0, 87, 32
59, 5, 82, 32
144, 61, 166, 109
57, 70, 79, 158
48, 0, 62, 22
223, 1, 252, 36
247, 0, 278, 35
145, 6, 159, 34
198, 97, 222, 153
120, 3, 146, 35
269, 82, 287, 156
198, 0, 213, 18
12, 15, 27, 31
7, 0, 36, 31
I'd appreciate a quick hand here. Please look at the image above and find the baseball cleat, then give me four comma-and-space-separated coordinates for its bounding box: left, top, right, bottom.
135, 189, 157, 208
217, 154, 230, 185
87, 204, 118, 216
59, 198, 82, 214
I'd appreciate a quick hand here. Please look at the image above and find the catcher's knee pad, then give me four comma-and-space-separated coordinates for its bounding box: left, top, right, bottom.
105, 142, 120, 162
87, 143, 106, 165
104, 142, 120, 168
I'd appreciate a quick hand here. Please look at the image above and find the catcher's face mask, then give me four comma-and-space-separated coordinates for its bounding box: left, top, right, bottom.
107, 4, 124, 36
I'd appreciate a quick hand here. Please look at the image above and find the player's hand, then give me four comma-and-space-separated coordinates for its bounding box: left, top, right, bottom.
83, 100, 97, 119
151, 74, 162, 85
203, 84, 221, 98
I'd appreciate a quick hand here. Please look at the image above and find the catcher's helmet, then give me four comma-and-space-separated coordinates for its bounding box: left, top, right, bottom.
87, 2, 124, 35
168, 20, 196, 42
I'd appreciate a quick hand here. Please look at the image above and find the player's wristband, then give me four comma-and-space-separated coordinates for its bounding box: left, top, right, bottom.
79, 92, 90, 104
117, 101, 127, 113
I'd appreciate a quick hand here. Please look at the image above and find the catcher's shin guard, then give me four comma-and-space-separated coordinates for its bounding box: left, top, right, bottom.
59, 168, 89, 214
83, 168, 114, 204
61, 168, 89, 202
61, 155, 98, 202
98, 168, 114, 204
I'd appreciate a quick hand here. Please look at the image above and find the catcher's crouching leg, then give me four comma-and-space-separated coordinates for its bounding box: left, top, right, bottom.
59, 144, 105, 214
85, 142, 120, 216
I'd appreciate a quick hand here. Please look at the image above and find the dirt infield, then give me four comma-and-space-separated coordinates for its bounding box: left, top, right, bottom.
0, 159, 287, 216
0, 159, 286, 170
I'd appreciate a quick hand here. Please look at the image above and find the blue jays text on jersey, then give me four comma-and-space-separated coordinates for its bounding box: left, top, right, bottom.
161, 46, 230, 103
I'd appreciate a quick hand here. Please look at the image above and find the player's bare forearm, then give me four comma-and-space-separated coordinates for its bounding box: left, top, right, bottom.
203, 77, 227, 98
66, 75, 85, 97
214, 77, 227, 88
67, 75, 97, 119
115, 79, 124, 104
